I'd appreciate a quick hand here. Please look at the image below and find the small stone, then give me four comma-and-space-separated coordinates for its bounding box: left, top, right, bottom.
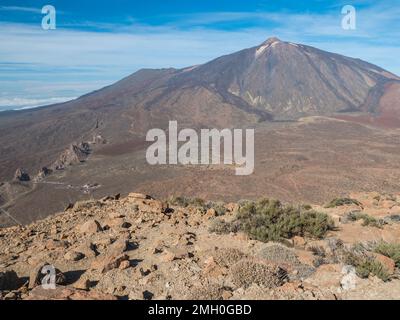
119, 260, 131, 270
45, 239, 68, 250
128, 289, 142, 300
203, 208, 217, 220
4, 291, 17, 300
64, 251, 85, 262
108, 212, 125, 219
75, 242, 97, 259
72, 278, 90, 291
203, 256, 226, 278
143, 290, 154, 300
292, 236, 306, 247
103, 218, 128, 229
161, 247, 187, 262
50, 225, 59, 235
78, 220, 102, 235
221, 290, 232, 300
109, 239, 129, 254
140, 263, 157, 276
90, 254, 129, 273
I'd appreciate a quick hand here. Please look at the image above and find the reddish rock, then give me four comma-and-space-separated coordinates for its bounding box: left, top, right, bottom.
119, 260, 131, 270
203, 256, 226, 277
161, 247, 188, 262
292, 236, 307, 247
64, 250, 85, 261
90, 254, 129, 273
203, 208, 217, 220
373, 253, 396, 275
78, 220, 102, 235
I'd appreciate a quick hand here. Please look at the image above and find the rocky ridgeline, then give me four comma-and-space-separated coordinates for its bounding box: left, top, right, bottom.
11, 140, 96, 184
1, 192, 400, 300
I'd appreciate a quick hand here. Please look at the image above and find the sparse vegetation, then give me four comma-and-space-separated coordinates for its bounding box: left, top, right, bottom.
259, 243, 301, 265
374, 241, 400, 267
342, 244, 391, 282
168, 196, 206, 208
325, 198, 362, 208
230, 259, 288, 288
209, 218, 238, 234
214, 199, 335, 242
354, 259, 390, 281
301, 204, 312, 211
208, 202, 227, 216
385, 215, 400, 223
344, 211, 386, 228
168, 196, 227, 215
309, 245, 327, 258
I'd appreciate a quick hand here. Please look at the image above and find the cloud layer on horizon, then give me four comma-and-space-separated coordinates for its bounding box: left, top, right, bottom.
1, 1, 399, 109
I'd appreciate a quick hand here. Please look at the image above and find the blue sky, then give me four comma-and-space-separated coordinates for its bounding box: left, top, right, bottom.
0, 0, 399, 110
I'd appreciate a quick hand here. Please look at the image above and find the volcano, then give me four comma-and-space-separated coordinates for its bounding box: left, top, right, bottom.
1, 37, 400, 225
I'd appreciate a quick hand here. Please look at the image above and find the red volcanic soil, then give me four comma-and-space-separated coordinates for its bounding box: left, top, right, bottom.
334, 82, 400, 129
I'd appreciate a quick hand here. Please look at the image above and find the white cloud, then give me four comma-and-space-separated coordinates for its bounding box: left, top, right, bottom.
0, 97, 76, 111
0, 6, 42, 14
0, 3, 399, 111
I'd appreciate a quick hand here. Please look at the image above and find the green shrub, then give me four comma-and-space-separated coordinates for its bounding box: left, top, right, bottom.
374, 241, 400, 267
301, 204, 312, 211
345, 212, 386, 228
208, 218, 240, 234
233, 199, 335, 242
169, 196, 228, 216
168, 196, 189, 207
190, 197, 206, 208
355, 259, 390, 281
342, 245, 391, 282
207, 201, 227, 216
168, 196, 206, 209
308, 245, 326, 257
325, 198, 362, 208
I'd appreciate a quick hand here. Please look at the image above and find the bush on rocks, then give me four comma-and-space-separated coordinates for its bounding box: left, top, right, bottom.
230, 259, 287, 288
232, 199, 334, 242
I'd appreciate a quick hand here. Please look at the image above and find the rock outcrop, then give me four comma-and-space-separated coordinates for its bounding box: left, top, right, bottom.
1, 192, 400, 300
13, 168, 30, 182
52, 142, 91, 170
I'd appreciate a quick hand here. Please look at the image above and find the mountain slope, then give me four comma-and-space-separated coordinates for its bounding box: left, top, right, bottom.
1, 37, 400, 224
173, 37, 399, 118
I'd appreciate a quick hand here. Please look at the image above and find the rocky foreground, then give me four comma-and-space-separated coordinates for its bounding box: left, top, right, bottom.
1, 192, 400, 300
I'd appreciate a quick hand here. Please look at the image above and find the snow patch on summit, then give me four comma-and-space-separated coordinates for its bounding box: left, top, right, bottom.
255, 40, 279, 58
